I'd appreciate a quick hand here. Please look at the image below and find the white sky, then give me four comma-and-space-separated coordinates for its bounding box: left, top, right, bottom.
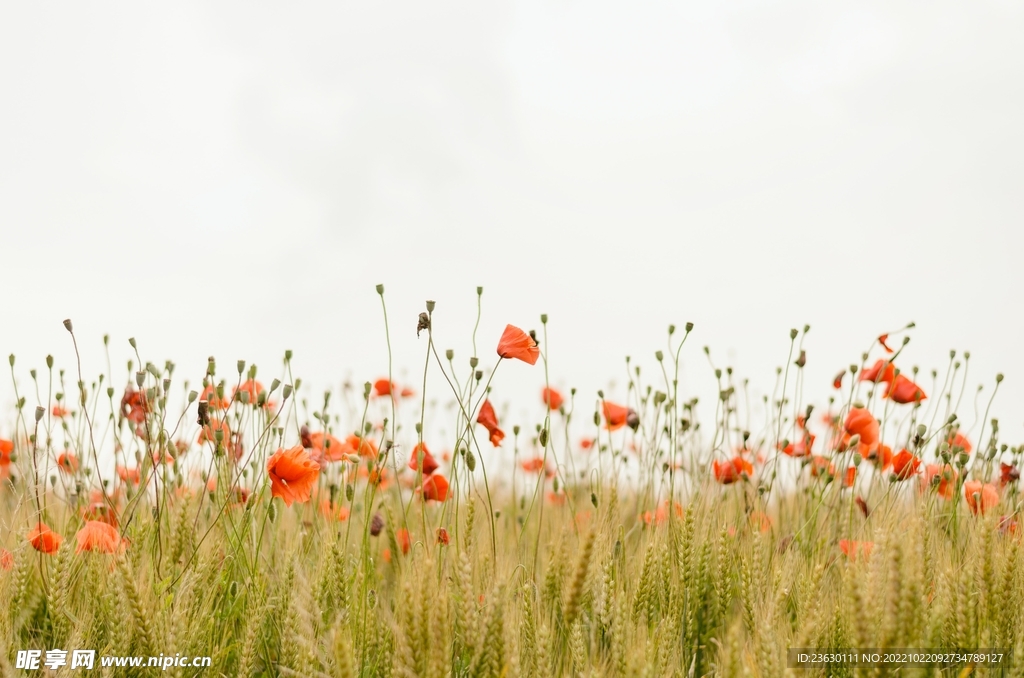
1, 1, 1022, 454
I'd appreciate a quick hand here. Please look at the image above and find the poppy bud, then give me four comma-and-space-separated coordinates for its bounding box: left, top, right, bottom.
475, 370, 482, 382
376, 284, 384, 295
346, 483, 354, 501
7, 354, 13, 367
591, 492, 598, 507
107, 387, 114, 398
63, 319, 73, 332
446, 349, 454, 361
466, 450, 477, 472
789, 328, 798, 340
370, 513, 384, 536
146, 362, 160, 379
795, 350, 806, 368
238, 391, 249, 405
267, 501, 277, 523
594, 412, 600, 426
476, 286, 483, 295
539, 429, 548, 447
852, 453, 862, 467
847, 434, 860, 449
655, 351, 664, 362
553, 478, 559, 492
996, 373, 1004, 383
46, 355, 53, 369
958, 453, 969, 467
626, 409, 640, 431
668, 324, 676, 335
257, 392, 268, 407
29, 369, 36, 380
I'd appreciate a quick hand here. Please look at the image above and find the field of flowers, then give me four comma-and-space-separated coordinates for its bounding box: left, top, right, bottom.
1, 288, 1022, 677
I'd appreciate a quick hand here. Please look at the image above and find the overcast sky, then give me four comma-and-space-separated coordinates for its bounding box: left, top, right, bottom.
1, 1, 1022, 452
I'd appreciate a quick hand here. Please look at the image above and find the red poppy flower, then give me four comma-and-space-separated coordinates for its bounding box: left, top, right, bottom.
266, 445, 321, 507
75, 521, 121, 554
855, 496, 870, 517
809, 455, 834, 478
542, 387, 564, 412
713, 456, 754, 485
309, 433, 353, 463
496, 324, 539, 365
52, 405, 69, 418
409, 443, 438, 476
860, 360, 896, 385
885, 374, 927, 404
839, 539, 873, 561
921, 463, 958, 500
0, 438, 12, 465
964, 480, 1000, 515
844, 408, 880, 449
1000, 463, 1020, 488
116, 465, 141, 484
233, 380, 273, 408
843, 466, 857, 488
833, 371, 845, 389
890, 450, 922, 480
0, 548, 12, 570
521, 457, 546, 473
198, 418, 231, 446
946, 430, 972, 455
546, 491, 566, 505
863, 443, 894, 471
436, 527, 450, 546
120, 388, 149, 424
781, 432, 815, 458
476, 400, 505, 447
750, 511, 773, 533
372, 379, 394, 397
57, 451, 79, 474
877, 334, 895, 354
421, 474, 449, 502
347, 434, 378, 459
28, 522, 62, 555
603, 401, 629, 431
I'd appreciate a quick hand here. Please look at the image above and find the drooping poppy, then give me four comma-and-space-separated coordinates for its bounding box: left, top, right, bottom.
421, 474, 449, 502
56, 451, 79, 474
603, 401, 629, 431
833, 371, 845, 389
921, 463, 958, 500
855, 496, 870, 517
890, 450, 922, 480
839, 539, 873, 561
266, 445, 321, 507
409, 443, 438, 476
28, 523, 62, 555
496, 324, 540, 365
885, 374, 927, 404
476, 400, 505, 447
542, 387, 564, 412
964, 480, 1000, 515
713, 456, 754, 485
860, 359, 896, 385
1000, 463, 1020, 488
75, 521, 121, 554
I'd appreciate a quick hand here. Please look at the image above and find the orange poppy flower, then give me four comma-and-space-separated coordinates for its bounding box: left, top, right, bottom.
198, 418, 231, 446
833, 371, 845, 389
199, 383, 230, 410
266, 445, 321, 507
844, 407, 879, 449
603, 401, 629, 431
641, 500, 684, 526
521, 457, 546, 473
781, 432, 815, 458
860, 359, 896, 385
28, 522, 62, 555
947, 430, 972, 455
372, 379, 395, 397
0, 438, 12, 464
116, 465, 141, 484
713, 456, 754, 485
839, 539, 873, 561
579, 438, 595, 451
750, 511, 773, 533
318, 499, 351, 522
885, 374, 927, 404
436, 527, 450, 546
542, 387, 564, 412
52, 405, 69, 418
420, 474, 449, 502
546, 491, 566, 505
843, 466, 857, 488
347, 434, 378, 459
80, 500, 118, 527
309, 432, 353, 463
75, 521, 121, 554
476, 400, 505, 447
57, 451, 79, 474
809, 455, 834, 478
496, 324, 539, 365
233, 380, 272, 408
890, 450, 922, 480
964, 480, 1000, 515
397, 528, 411, 555
921, 463, 958, 500
862, 443, 894, 471
1000, 463, 1020, 488
367, 467, 389, 489
0, 548, 12, 571
408, 443, 438, 475
877, 334, 895, 354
